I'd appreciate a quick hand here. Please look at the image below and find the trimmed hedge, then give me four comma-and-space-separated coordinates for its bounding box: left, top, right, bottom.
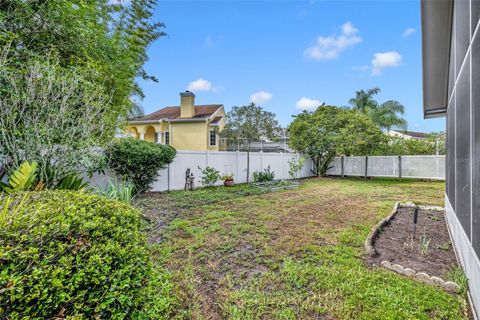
0, 191, 175, 319
106, 138, 176, 192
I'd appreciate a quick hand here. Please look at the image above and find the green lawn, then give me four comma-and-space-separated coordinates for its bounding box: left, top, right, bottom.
137, 177, 469, 319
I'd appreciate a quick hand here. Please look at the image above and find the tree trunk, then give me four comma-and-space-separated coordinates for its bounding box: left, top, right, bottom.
315, 157, 320, 177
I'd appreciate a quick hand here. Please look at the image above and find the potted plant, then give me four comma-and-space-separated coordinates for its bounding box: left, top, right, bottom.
222, 174, 234, 187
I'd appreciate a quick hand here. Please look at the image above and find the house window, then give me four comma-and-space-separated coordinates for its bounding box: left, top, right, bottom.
164, 132, 170, 145
209, 130, 216, 146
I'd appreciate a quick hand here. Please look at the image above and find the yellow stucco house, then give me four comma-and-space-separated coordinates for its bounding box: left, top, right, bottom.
127, 91, 225, 151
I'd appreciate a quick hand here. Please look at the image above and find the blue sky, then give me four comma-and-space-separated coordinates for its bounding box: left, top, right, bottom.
138, 0, 445, 132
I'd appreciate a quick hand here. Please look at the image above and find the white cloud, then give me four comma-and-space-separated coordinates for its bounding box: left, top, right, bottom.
304, 22, 362, 60
296, 97, 322, 111
371, 51, 402, 75
402, 28, 416, 38
187, 78, 214, 92
250, 91, 273, 104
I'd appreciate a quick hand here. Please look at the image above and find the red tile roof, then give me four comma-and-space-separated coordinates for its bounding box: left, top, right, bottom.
131, 105, 223, 121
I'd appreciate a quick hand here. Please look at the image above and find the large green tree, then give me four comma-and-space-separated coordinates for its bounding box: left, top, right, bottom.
0, 0, 164, 123
288, 105, 385, 176
221, 103, 282, 182
0, 0, 163, 179
348, 87, 407, 131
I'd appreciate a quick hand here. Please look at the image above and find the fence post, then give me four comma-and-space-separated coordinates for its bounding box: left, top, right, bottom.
280, 152, 284, 179
398, 155, 402, 180
167, 163, 170, 191
341, 156, 345, 178
260, 150, 264, 171
236, 150, 239, 182
364, 156, 368, 179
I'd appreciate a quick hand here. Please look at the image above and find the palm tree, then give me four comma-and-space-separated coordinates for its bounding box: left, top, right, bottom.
348, 87, 407, 131
348, 87, 381, 112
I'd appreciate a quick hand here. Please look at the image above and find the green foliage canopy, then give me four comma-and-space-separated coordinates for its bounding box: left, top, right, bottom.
374, 132, 445, 156
221, 103, 282, 147
0, 0, 164, 119
288, 105, 385, 176
0, 58, 112, 183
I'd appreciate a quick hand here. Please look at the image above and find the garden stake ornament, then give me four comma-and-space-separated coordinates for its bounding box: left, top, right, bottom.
412, 206, 419, 239
184, 168, 195, 191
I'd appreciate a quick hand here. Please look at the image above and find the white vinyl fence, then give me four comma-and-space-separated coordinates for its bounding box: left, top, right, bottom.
87, 153, 445, 192
89, 150, 314, 192
327, 155, 445, 180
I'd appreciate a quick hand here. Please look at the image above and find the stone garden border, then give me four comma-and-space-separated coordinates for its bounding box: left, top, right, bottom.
364, 201, 400, 256
365, 202, 462, 294
380, 260, 461, 293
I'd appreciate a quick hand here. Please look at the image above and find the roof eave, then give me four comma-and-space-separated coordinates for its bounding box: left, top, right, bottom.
208, 105, 224, 120
127, 119, 163, 124
421, 0, 453, 119
169, 118, 208, 123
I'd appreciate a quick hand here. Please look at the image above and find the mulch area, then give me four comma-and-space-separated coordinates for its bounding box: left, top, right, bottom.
366, 207, 458, 278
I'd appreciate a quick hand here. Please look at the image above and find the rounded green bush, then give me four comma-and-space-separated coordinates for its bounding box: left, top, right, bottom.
0, 191, 172, 319
106, 138, 176, 192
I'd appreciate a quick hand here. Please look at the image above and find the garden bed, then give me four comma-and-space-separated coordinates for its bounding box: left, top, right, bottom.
365, 206, 459, 280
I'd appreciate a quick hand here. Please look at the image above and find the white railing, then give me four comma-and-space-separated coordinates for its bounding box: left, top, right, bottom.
327, 155, 445, 180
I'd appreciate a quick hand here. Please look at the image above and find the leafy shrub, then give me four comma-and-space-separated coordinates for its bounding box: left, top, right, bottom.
288, 157, 305, 180
253, 165, 275, 182
198, 166, 221, 186
1, 161, 87, 193
0, 191, 175, 318
374, 136, 439, 156
106, 138, 176, 192
55, 172, 88, 191
95, 178, 136, 203
1, 161, 39, 193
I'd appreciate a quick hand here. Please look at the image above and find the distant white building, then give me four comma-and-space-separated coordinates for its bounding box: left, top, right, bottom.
387, 130, 428, 140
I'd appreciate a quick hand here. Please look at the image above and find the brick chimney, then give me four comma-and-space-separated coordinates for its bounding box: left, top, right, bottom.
180, 91, 195, 118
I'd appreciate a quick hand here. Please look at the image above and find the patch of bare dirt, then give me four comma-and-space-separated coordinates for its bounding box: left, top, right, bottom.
264, 191, 371, 251
366, 207, 458, 278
